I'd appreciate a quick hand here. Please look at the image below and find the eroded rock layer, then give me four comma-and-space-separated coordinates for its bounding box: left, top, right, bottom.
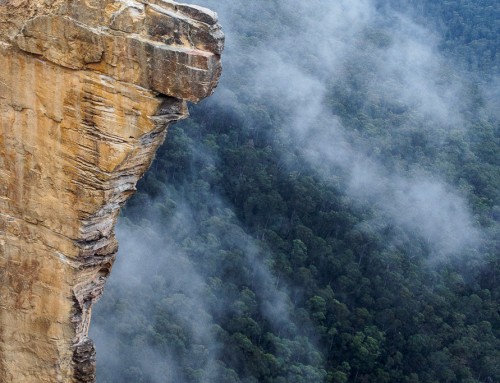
0, 1, 223, 381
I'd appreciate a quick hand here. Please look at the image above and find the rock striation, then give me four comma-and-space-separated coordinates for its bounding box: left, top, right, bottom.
0, 1, 223, 381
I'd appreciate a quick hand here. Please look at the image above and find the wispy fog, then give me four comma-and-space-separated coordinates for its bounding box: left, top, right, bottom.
187, 0, 487, 257
92, 209, 220, 382
92, 194, 321, 382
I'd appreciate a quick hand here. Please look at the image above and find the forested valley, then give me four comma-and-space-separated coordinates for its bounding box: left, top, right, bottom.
92, 0, 499, 382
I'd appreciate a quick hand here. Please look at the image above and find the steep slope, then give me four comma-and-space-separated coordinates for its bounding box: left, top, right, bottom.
0, 1, 223, 382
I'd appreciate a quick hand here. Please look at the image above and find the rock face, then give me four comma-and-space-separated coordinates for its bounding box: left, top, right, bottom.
0, 1, 223, 381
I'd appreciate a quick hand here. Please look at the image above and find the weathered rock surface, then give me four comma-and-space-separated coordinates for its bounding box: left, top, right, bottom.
0, 1, 223, 381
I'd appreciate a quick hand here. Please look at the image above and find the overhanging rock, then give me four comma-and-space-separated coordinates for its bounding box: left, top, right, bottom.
0, 1, 223, 381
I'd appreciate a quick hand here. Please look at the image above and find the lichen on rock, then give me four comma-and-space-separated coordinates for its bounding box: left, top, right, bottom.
0, 1, 223, 381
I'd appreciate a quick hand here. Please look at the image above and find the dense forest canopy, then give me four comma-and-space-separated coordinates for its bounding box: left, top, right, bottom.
92, 0, 499, 382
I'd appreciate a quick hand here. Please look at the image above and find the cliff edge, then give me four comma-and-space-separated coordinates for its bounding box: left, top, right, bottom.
0, 1, 223, 381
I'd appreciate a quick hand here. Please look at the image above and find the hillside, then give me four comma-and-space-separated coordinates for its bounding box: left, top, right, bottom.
93, 1, 499, 382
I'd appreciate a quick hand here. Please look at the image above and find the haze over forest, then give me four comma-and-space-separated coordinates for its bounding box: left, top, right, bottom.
92, 0, 499, 382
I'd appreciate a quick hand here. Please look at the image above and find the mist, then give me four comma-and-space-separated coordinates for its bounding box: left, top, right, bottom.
186, 0, 488, 257
91, 208, 220, 383
92, 185, 325, 382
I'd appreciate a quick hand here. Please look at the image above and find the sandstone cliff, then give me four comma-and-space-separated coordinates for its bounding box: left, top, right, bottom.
0, 1, 223, 381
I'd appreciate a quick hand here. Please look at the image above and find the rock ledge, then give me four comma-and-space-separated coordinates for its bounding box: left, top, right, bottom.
0, 1, 223, 382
